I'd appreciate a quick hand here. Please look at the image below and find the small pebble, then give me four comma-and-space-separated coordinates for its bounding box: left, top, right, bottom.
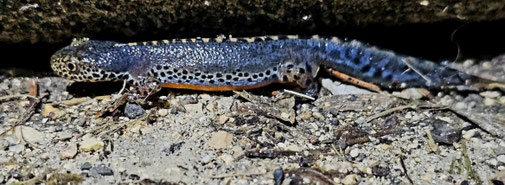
15, 126, 46, 144
487, 158, 498, 166
497, 96, 505, 104
462, 59, 474, 68
483, 98, 496, 106
207, 131, 233, 149
158, 109, 168, 117
497, 155, 505, 164
480, 91, 501, 98
80, 137, 104, 152
453, 102, 467, 110
350, 148, 360, 158
89, 164, 114, 176
342, 174, 359, 185
372, 166, 390, 177
463, 129, 478, 140
201, 155, 211, 164
273, 168, 284, 185
81, 162, 92, 170
430, 119, 461, 144
8, 144, 25, 153
124, 103, 145, 119
59, 143, 78, 159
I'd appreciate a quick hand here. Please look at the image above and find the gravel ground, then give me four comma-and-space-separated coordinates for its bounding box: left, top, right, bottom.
1, 59, 505, 184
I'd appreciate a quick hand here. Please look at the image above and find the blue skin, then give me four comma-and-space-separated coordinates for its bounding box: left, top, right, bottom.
53, 37, 472, 89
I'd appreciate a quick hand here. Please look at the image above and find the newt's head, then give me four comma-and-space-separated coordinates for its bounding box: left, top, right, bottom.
51, 38, 129, 82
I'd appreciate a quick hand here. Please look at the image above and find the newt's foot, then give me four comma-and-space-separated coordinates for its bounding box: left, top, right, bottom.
128, 81, 161, 105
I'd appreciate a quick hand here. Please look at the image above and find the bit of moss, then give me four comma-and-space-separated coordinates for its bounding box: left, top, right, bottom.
46, 173, 84, 185
461, 140, 483, 185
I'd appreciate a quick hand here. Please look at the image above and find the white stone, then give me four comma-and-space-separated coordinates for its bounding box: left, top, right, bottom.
350, 148, 360, 158
480, 91, 501, 98
15, 126, 45, 144
158, 109, 168, 117
483, 98, 496, 106
497, 155, 505, 164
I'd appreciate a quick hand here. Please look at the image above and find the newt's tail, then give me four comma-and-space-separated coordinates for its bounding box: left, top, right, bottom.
316, 39, 504, 91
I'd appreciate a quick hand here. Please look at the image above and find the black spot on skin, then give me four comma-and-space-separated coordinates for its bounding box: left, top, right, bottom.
226, 75, 232, 79
247, 78, 252, 82
109, 73, 116, 78
233, 77, 239, 81
173, 69, 178, 73
186, 79, 190, 82
168, 76, 173, 79
167, 71, 173, 75
238, 73, 243, 77
287, 64, 294, 69
92, 73, 100, 78
128, 79, 134, 83
273, 67, 278, 71
383, 74, 393, 82
243, 73, 249, 77
373, 69, 383, 78
264, 37, 273, 41
207, 75, 213, 78
201, 75, 207, 79
182, 76, 187, 80
299, 68, 305, 74
160, 72, 166, 77
209, 80, 215, 84
177, 73, 182, 76
282, 75, 289, 82
351, 56, 361, 65
236, 69, 241, 72
361, 64, 371, 73
226, 82, 231, 85
199, 80, 205, 83
252, 74, 258, 79
258, 73, 264, 77
265, 70, 271, 75
195, 72, 201, 76
271, 74, 278, 79
254, 38, 263, 42
188, 76, 194, 80
216, 73, 223, 78
232, 71, 237, 75
182, 70, 188, 74
218, 79, 225, 82
100, 70, 105, 75
163, 66, 169, 70
156, 65, 162, 70
178, 80, 182, 83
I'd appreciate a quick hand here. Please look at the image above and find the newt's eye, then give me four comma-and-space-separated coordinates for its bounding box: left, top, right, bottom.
67, 63, 77, 72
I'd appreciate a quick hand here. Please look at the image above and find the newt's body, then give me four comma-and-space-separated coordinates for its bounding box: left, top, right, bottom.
51, 35, 493, 93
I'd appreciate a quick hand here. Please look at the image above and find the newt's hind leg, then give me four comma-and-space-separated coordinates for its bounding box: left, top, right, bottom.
278, 61, 320, 97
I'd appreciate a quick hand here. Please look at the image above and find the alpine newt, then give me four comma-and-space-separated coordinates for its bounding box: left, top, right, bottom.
50, 35, 499, 95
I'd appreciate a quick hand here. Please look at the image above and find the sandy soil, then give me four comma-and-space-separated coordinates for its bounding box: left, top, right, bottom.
0, 58, 505, 184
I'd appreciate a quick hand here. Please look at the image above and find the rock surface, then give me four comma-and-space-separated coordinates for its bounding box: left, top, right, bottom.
1, 0, 504, 43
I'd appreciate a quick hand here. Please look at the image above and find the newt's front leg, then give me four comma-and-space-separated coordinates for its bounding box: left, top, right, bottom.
127, 77, 162, 104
